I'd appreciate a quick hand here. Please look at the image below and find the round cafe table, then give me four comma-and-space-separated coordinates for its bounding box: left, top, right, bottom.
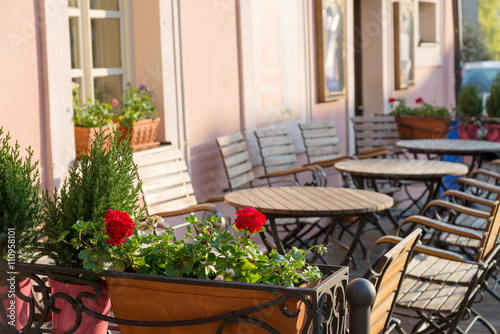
334, 158, 469, 217
225, 186, 393, 266
396, 139, 500, 172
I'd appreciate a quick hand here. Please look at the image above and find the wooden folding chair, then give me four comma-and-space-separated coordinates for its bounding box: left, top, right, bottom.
390, 201, 500, 333
133, 145, 224, 230
364, 229, 422, 334
253, 127, 327, 186
351, 115, 404, 157
215, 132, 326, 256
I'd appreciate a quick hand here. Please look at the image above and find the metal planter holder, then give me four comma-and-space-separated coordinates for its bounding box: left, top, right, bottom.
0, 262, 350, 334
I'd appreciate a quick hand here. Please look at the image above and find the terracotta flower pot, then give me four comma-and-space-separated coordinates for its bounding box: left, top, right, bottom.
106, 276, 315, 334
395, 116, 449, 139
74, 124, 117, 159
48, 279, 111, 334
487, 124, 500, 142
458, 123, 479, 140
0, 278, 32, 330
118, 118, 160, 152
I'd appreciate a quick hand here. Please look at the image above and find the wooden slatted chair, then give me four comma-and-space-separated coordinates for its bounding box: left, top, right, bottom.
351, 115, 428, 218
364, 229, 422, 334
133, 145, 223, 230
253, 127, 327, 186
298, 120, 400, 250
391, 204, 500, 333
215, 132, 325, 254
351, 115, 403, 156
298, 120, 393, 187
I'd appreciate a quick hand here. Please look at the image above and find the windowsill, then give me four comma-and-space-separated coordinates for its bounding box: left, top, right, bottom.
418, 42, 438, 48
415, 42, 443, 68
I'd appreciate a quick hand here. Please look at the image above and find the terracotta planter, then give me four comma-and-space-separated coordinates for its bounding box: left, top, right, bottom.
0, 278, 32, 330
395, 116, 449, 139
118, 118, 160, 152
106, 276, 316, 334
74, 124, 117, 159
487, 124, 500, 142
48, 279, 111, 334
458, 123, 479, 140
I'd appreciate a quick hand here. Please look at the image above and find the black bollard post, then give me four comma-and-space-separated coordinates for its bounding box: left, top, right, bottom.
346, 278, 376, 334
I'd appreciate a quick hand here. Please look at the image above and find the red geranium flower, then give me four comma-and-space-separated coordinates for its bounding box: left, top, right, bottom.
104, 209, 135, 246
388, 97, 396, 103
233, 207, 266, 233
415, 97, 424, 103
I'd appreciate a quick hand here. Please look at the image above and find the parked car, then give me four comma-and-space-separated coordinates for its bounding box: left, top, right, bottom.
462, 61, 500, 114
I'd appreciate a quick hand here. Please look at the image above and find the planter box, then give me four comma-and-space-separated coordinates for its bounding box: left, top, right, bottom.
395, 116, 449, 139
118, 118, 160, 152
0, 262, 348, 334
0, 278, 32, 330
74, 124, 116, 160
48, 279, 111, 334
458, 123, 479, 140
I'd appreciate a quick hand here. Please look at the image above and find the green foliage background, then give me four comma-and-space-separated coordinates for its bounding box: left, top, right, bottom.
479, 0, 500, 60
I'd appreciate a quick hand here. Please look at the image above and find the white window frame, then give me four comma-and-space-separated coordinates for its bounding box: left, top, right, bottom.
415, 0, 444, 68
68, 0, 128, 103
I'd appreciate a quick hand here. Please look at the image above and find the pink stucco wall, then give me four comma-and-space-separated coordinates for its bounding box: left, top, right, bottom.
393, 1, 456, 110
0, 1, 47, 186
180, 0, 242, 206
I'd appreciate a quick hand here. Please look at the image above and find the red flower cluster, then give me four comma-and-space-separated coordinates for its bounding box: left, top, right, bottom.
388, 97, 396, 103
415, 97, 424, 103
233, 207, 266, 233
104, 209, 135, 246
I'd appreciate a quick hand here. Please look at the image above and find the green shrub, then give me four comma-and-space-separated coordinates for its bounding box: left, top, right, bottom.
41, 127, 144, 267
456, 84, 483, 118
486, 75, 500, 117
0, 127, 41, 262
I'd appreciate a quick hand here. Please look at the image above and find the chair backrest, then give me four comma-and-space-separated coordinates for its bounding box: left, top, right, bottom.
351, 115, 401, 154
254, 127, 299, 174
216, 132, 256, 191
133, 145, 198, 217
475, 200, 500, 262
298, 121, 343, 166
369, 229, 421, 334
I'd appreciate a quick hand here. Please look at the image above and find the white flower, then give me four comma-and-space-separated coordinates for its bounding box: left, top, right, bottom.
214, 275, 224, 281
225, 268, 235, 277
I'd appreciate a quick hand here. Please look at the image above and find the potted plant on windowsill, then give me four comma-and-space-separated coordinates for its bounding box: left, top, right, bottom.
115, 83, 160, 151
73, 97, 116, 159
456, 83, 484, 140
0, 127, 41, 331
71, 207, 329, 334
40, 127, 144, 334
389, 97, 450, 139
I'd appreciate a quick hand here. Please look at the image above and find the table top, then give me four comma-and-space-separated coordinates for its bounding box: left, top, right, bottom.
396, 139, 500, 155
224, 187, 393, 216
334, 159, 468, 180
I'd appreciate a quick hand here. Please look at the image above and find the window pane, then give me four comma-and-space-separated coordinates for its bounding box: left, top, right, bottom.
72, 78, 83, 108
91, 19, 122, 68
90, 0, 119, 10
69, 17, 81, 69
68, 0, 78, 8
94, 75, 122, 104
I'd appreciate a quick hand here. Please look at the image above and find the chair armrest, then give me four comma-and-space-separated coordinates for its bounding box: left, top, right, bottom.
373, 235, 468, 262
400, 215, 483, 240
156, 203, 222, 218
489, 159, 500, 166
471, 169, 500, 181
452, 177, 500, 194
204, 195, 226, 203
423, 199, 492, 219
441, 190, 496, 208
310, 155, 354, 169
358, 146, 389, 155
356, 149, 393, 159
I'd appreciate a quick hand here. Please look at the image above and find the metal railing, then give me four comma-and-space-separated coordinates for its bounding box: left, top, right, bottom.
0, 261, 376, 334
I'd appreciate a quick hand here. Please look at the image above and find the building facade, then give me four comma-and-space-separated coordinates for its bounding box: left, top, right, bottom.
0, 0, 456, 212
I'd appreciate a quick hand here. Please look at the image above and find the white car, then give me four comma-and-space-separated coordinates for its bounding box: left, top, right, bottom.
462, 61, 500, 113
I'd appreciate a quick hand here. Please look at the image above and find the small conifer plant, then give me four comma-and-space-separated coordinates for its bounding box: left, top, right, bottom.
41, 127, 144, 267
